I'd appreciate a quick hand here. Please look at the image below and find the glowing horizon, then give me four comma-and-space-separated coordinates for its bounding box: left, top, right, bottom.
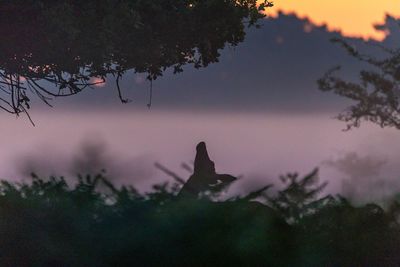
262, 0, 400, 41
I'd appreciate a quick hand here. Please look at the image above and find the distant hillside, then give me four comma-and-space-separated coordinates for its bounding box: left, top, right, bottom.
56, 13, 399, 113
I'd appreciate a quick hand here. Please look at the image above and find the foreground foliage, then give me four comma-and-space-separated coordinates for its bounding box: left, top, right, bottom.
0, 171, 400, 266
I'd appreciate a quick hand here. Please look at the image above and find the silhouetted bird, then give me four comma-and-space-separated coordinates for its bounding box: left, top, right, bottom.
178, 142, 237, 198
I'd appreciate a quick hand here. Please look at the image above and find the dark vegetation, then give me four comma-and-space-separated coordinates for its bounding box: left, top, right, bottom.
1, 143, 400, 266
318, 18, 400, 130
0, 0, 271, 119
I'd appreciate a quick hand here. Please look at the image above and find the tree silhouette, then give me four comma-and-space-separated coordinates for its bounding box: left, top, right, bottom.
0, 0, 272, 120
318, 17, 400, 130
266, 169, 332, 224
178, 142, 237, 198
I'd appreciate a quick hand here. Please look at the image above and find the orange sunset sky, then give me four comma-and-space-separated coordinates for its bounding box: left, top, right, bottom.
262, 0, 400, 40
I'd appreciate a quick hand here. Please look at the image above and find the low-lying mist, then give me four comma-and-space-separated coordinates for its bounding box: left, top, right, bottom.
1, 110, 400, 201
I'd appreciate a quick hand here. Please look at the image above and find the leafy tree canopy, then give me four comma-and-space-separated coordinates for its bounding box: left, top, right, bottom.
0, 0, 272, 118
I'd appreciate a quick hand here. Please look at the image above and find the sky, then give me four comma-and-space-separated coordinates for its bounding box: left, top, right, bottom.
264, 0, 400, 40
